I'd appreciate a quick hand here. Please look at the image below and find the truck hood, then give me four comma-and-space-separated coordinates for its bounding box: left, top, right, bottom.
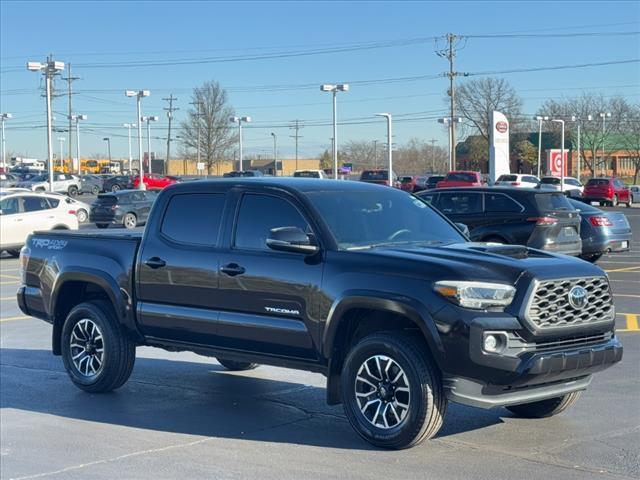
362, 242, 604, 285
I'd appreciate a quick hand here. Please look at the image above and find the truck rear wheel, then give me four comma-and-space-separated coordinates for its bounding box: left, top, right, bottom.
341, 332, 446, 449
61, 300, 136, 393
506, 391, 581, 418
216, 358, 259, 371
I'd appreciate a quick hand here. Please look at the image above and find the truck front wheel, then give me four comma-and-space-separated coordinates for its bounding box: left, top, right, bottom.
61, 301, 136, 393
506, 391, 581, 418
216, 358, 259, 371
341, 332, 447, 449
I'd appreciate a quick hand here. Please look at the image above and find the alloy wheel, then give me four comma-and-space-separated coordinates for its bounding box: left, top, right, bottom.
354, 355, 411, 429
69, 318, 105, 378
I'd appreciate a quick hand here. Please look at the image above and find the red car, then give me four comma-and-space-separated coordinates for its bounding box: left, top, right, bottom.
436, 171, 484, 188
131, 174, 178, 190
582, 177, 632, 207
398, 176, 418, 192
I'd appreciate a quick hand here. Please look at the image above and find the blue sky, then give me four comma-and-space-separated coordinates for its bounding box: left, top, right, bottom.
1, 0, 639, 160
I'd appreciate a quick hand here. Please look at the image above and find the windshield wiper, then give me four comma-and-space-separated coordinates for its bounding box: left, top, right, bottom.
346, 240, 445, 251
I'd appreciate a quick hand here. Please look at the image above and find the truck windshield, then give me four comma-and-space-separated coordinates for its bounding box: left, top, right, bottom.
306, 189, 465, 250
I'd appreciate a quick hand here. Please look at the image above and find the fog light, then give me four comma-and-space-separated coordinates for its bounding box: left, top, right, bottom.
483, 332, 507, 354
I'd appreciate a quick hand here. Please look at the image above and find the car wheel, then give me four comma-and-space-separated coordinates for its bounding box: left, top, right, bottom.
216, 358, 259, 371
91, 185, 100, 195
111, 184, 121, 192
61, 300, 136, 393
123, 213, 137, 229
76, 209, 88, 223
96, 223, 109, 229
506, 391, 581, 418
612, 195, 618, 207
341, 332, 446, 449
580, 253, 602, 263
5, 249, 21, 258
68, 186, 78, 197
484, 236, 507, 244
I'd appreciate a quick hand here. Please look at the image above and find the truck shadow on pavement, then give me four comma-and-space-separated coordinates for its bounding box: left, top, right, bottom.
1, 348, 508, 450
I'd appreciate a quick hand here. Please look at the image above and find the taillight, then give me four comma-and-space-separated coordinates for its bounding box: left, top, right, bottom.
19, 246, 30, 283
607, 186, 614, 196
589, 216, 613, 227
527, 216, 558, 226
511, 182, 520, 186
68, 210, 76, 215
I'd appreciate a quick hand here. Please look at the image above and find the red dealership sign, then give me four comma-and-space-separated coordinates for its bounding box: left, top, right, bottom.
547, 149, 568, 177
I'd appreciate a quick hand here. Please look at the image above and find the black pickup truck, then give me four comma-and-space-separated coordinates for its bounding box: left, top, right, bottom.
16, 178, 623, 449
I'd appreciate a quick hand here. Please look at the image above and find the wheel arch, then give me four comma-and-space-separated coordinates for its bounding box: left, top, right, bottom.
323, 293, 444, 405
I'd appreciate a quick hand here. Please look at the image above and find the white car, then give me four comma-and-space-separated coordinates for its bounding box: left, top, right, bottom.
539, 176, 584, 197
630, 185, 639, 204
494, 174, 540, 188
15, 173, 81, 197
40, 192, 92, 223
0, 191, 79, 257
293, 170, 328, 179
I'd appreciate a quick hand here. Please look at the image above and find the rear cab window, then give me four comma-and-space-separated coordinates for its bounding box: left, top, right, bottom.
445, 173, 477, 182
586, 179, 610, 187
161, 193, 225, 246
361, 171, 388, 181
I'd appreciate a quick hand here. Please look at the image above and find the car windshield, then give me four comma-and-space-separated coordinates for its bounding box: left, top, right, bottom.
28, 174, 48, 182
586, 179, 610, 186
535, 193, 576, 212
445, 173, 476, 182
541, 177, 560, 185
361, 171, 388, 181
497, 175, 518, 181
294, 171, 320, 178
306, 189, 465, 250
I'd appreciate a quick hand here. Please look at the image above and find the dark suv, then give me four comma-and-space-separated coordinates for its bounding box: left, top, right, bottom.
418, 187, 582, 255
90, 189, 158, 229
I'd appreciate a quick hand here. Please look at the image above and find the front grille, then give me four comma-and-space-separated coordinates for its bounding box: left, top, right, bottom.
507, 331, 612, 352
525, 276, 613, 329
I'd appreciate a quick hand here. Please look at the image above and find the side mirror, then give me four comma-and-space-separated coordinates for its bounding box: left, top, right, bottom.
267, 226, 319, 255
454, 223, 470, 237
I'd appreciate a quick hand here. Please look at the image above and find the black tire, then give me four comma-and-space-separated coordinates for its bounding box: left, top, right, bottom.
61, 300, 136, 393
484, 236, 507, 244
123, 212, 137, 229
216, 358, 259, 371
91, 185, 100, 195
111, 184, 121, 192
96, 223, 109, 229
68, 186, 78, 197
506, 391, 581, 418
611, 195, 618, 207
626, 202, 631, 208
580, 253, 603, 263
5, 249, 21, 258
341, 332, 446, 449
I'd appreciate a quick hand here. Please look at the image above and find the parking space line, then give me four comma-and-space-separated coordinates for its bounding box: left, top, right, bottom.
597, 261, 640, 265
1, 296, 16, 301
613, 293, 640, 298
0, 281, 20, 286
0, 273, 21, 280
0, 315, 30, 323
604, 266, 640, 273
622, 313, 639, 331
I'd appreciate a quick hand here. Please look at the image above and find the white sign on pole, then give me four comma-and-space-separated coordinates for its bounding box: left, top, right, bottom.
489, 111, 510, 184
196, 162, 205, 171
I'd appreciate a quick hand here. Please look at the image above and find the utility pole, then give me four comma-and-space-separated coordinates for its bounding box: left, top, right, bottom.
63, 63, 79, 164
289, 119, 303, 171
436, 34, 467, 171
163, 94, 178, 175
373, 140, 378, 168
190, 100, 203, 174
429, 139, 437, 172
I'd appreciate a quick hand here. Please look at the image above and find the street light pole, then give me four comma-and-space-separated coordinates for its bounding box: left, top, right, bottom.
599, 112, 611, 176
123, 123, 135, 174
438, 117, 461, 172
570, 115, 591, 182
72, 115, 86, 175
58, 137, 65, 171
271, 132, 277, 176
103, 137, 111, 163
375, 113, 393, 185
321, 84, 349, 179
125, 90, 150, 189
142, 116, 159, 174
1, 113, 11, 169
552, 119, 565, 191
230, 116, 251, 171
535, 116, 549, 178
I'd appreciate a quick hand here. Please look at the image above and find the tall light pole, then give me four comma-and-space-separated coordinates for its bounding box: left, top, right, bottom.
599, 112, 611, 176
230, 116, 251, 171
321, 84, 349, 179
123, 123, 136, 173
57, 137, 65, 171
438, 117, 462, 172
190, 101, 203, 175
534, 115, 549, 178
141, 116, 159, 174
102, 137, 111, 164
126, 90, 150, 189
1, 113, 12, 169
270, 132, 278, 176
569, 115, 591, 182
552, 119, 566, 191
375, 113, 393, 185
28, 58, 65, 192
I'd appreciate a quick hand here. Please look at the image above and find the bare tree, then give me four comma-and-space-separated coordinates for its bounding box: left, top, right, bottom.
538, 94, 631, 177
455, 77, 524, 141
619, 103, 640, 183
341, 140, 377, 170
180, 81, 236, 174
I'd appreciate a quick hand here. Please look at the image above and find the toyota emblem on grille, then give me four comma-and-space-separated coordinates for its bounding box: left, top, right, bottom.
568, 286, 588, 309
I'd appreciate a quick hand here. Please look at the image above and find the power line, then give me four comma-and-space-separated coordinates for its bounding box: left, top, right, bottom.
467, 58, 640, 76
62, 63, 80, 161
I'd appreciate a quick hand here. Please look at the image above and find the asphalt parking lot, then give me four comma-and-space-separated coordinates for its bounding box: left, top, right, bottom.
1, 205, 638, 480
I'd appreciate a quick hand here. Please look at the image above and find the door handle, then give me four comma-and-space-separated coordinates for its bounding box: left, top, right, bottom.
144, 257, 166, 269
15, 218, 23, 222
220, 263, 245, 276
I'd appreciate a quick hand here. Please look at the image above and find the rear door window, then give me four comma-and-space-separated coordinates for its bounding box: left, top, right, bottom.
485, 193, 523, 213
161, 193, 226, 246
437, 192, 482, 214
23, 196, 52, 212
497, 175, 517, 182
0, 197, 23, 215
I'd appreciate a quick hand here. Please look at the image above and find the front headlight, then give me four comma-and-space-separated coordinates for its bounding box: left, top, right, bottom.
434, 281, 516, 310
